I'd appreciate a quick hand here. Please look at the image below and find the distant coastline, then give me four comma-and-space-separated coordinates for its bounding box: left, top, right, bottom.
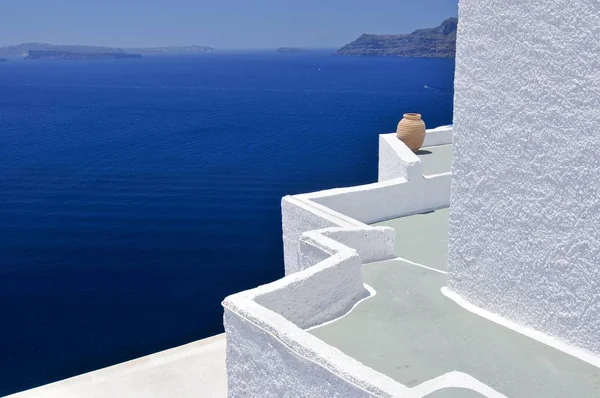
276, 47, 311, 53
128, 45, 216, 54
25, 50, 142, 60
0, 43, 216, 60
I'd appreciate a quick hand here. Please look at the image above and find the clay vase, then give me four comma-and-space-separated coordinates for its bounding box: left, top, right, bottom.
396, 113, 426, 152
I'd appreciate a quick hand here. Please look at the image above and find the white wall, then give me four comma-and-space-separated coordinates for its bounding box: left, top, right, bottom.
282, 196, 362, 275
378, 134, 422, 182
448, 1, 600, 355
255, 251, 368, 330
224, 128, 455, 398
224, 309, 383, 398
422, 125, 453, 148
319, 227, 395, 264
305, 177, 448, 225
223, 232, 409, 397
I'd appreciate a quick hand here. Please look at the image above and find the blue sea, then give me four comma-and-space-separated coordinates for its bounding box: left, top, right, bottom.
0, 51, 454, 395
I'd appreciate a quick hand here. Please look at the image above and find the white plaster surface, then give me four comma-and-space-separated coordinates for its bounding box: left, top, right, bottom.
422, 125, 453, 148
319, 227, 396, 264
448, 0, 600, 355
6, 334, 227, 398
223, 309, 401, 398
378, 134, 422, 182
255, 251, 369, 330
281, 196, 361, 275
305, 173, 451, 225
283, 128, 452, 276
223, 282, 409, 398
222, 133, 463, 397
378, 127, 452, 183
222, 232, 398, 396
224, 306, 503, 398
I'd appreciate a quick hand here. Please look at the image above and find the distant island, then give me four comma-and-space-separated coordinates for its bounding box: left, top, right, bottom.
276, 47, 311, 53
25, 50, 142, 60
336, 17, 457, 58
0, 43, 216, 59
126, 45, 216, 54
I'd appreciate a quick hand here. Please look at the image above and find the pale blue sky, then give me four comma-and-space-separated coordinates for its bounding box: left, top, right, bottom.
0, 0, 458, 49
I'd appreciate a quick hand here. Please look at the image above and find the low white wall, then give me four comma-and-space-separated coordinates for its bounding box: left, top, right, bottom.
422, 125, 453, 148
284, 127, 452, 274
378, 134, 422, 182
305, 179, 417, 224
223, 126, 455, 397
423, 173, 453, 212
223, 223, 499, 398
296, 226, 394, 274
281, 196, 361, 275
255, 252, 368, 330
223, 307, 405, 398
224, 192, 406, 397
319, 227, 395, 264
303, 172, 451, 225
225, 304, 504, 398
378, 126, 453, 182
223, 243, 409, 397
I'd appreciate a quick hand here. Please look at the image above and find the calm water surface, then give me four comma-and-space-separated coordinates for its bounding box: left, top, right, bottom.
0, 52, 454, 394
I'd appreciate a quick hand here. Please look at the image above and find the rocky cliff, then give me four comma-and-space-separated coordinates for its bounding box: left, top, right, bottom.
337, 18, 457, 58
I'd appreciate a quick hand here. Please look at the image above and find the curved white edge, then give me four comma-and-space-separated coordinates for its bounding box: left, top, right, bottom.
395, 257, 447, 275
410, 371, 507, 398
305, 283, 377, 332
441, 287, 600, 370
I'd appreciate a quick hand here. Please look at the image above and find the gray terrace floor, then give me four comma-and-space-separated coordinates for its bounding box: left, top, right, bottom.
309, 209, 600, 397
418, 144, 453, 176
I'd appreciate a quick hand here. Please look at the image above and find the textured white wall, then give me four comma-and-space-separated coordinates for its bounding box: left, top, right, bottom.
319, 227, 395, 264
224, 310, 382, 398
223, 245, 410, 397
255, 252, 368, 330
281, 196, 361, 275
449, 1, 600, 354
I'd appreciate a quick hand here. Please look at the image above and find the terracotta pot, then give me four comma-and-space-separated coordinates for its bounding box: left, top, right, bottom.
396, 113, 426, 152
